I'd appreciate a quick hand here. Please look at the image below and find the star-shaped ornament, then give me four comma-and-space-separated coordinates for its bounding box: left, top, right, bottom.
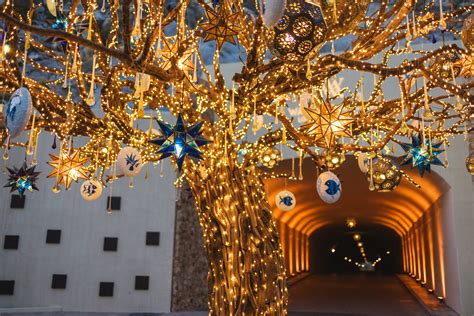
200, 5, 241, 50
47, 148, 89, 190
4, 162, 41, 196
400, 134, 445, 177
302, 97, 354, 147
150, 114, 210, 171
159, 36, 195, 72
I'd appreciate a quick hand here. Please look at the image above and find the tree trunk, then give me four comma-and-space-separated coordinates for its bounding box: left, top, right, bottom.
186, 156, 288, 315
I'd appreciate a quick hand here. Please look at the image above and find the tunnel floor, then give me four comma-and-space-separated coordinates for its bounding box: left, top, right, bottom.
288, 274, 428, 316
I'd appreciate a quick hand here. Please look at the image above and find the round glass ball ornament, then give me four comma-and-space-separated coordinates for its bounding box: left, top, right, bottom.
367, 159, 401, 192
466, 154, 474, 175
317, 171, 341, 204
80, 179, 103, 201
275, 190, 296, 211
117, 147, 143, 177
261, 147, 282, 168
272, 0, 327, 62
4, 87, 33, 139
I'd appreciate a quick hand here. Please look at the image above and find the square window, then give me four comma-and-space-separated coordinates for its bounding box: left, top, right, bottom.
135, 276, 149, 290
99, 282, 114, 297
107, 196, 121, 211
146, 232, 160, 246
46, 230, 61, 244
10, 195, 25, 209
0, 280, 15, 295
103, 237, 118, 251
4, 235, 19, 250
51, 274, 67, 289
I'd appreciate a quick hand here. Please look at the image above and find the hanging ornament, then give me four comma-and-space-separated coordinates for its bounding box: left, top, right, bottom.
366, 158, 402, 192
117, 146, 143, 177
80, 179, 103, 201
260, 147, 282, 168
259, 0, 287, 27
150, 114, 210, 171
430, 51, 461, 80
200, 5, 241, 50
275, 190, 296, 211
302, 95, 353, 147
322, 150, 346, 169
316, 171, 341, 204
47, 148, 89, 190
4, 162, 40, 196
457, 53, 473, 78
160, 36, 195, 72
400, 134, 445, 177
357, 152, 373, 173
465, 154, 474, 175
272, 0, 327, 62
4, 87, 33, 139
46, 0, 57, 17
461, 13, 473, 52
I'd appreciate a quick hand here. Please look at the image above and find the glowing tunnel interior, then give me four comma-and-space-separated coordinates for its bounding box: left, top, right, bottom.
265, 156, 458, 304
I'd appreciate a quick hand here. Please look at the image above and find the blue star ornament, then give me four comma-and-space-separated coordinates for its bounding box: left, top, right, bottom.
400, 134, 445, 177
150, 114, 210, 171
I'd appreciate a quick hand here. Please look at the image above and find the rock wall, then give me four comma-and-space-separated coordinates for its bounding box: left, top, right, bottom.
171, 181, 208, 312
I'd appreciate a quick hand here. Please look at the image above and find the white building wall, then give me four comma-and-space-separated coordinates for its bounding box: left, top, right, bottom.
0, 121, 177, 312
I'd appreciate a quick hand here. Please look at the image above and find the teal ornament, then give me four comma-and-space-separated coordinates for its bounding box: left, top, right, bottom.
316, 171, 341, 204
150, 114, 210, 171
4, 162, 40, 196
4, 87, 33, 139
400, 134, 445, 177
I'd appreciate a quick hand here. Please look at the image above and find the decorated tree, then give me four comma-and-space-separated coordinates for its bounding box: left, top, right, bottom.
0, 0, 472, 314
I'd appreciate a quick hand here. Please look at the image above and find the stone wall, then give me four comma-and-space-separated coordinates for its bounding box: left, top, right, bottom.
171, 181, 208, 312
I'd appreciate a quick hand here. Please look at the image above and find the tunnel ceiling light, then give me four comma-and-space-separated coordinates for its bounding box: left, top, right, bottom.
353, 234, 361, 241
357, 242, 363, 247
346, 217, 357, 229
331, 247, 336, 253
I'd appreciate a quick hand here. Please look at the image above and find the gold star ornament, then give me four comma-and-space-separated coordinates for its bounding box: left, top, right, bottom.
47, 149, 89, 190
160, 36, 195, 73
302, 97, 353, 147
200, 5, 240, 50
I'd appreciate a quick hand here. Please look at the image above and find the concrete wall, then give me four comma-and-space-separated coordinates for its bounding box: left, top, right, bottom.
0, 126, 177, 312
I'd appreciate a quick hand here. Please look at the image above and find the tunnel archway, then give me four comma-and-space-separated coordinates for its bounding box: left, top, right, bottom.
264, 155, 462, 313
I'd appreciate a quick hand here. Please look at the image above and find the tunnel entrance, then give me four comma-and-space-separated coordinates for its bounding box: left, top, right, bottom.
264, 155, 462, 314
309, 223, 402, 275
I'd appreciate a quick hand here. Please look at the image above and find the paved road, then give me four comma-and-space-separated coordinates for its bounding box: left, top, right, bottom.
288, 274, 428, 316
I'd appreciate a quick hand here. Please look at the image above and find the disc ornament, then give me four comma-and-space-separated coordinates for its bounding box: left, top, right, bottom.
317, 171, 341, 204
117, 147, 143, 177
4, 87, 33, 139
275, 190, 296, 211
80, 179, 103, 201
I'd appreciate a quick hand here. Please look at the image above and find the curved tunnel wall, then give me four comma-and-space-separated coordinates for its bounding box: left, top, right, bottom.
264, 156, 462, 313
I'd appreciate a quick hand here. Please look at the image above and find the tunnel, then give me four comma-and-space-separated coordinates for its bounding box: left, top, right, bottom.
264, 155, 462, 313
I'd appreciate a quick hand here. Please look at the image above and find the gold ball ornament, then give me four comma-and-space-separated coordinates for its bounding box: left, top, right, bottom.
322, 150, 345, 169
466, 154, 474, 175
430, 51, 461, 80
261, 147, 282, 168
367, 158, 401, 192
272, 0, 328, 62
461, 13, 474, 52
